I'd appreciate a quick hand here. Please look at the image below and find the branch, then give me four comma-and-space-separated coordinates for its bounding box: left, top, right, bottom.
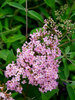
28, 3, 45, 10
58, 39, 75, 47
26, 0, 28, 38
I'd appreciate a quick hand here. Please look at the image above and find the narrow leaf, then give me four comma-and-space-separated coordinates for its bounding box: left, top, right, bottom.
6, 49, 15, 64
65, 46, 70, 54
55, 56, 63, 60
7, 2, 25, 11
28, 10, 43, 22
44, 0, 55, 9
6, 34, 25, 43
63, 58, 69, 79
67, 84, 75, 100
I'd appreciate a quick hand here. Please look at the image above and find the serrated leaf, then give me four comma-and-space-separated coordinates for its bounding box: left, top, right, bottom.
63, 58, 69, 79
41, 89, 59, 100
7, 2, 25, 11
67, 84, 75, 100
28, 10, 43, 22
44, 0, 55, 9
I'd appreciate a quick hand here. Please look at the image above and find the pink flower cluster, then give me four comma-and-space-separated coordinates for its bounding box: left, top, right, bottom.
5, 19, 61, 93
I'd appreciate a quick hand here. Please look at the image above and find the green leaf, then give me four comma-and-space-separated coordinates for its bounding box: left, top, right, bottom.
6, 34, 26, 48
66, 84, 75, 100
41, 89, 59, 100
6, 49, 15, 64
14, 16, 26, 24
12, 92, 18, 98
39, 7, 49, 18
7, 2, 25, 11
28, 10, 43, 22
72, 33, 75, 40
71, 2, 75, 11
70, 13, 75, 19
1, 33, 7, 43
68, 64, 75, 71
0, 21, 3, 31
63, 58, 69, 79
55, 56, 63, 60
19, 0, 26, 4
59, 71, 66, 79
0, 25, 22, 36
1, 1, 7, 8
4, 18, 9, 30
44, 0, 55, 9
71, 33, 75, 51
70, 52, 75, 58
0, 9, 8, 18
6, 34, 25, 43
71, 81, 75, 86
0, 50, 10, 61
65, 46, 70, 54
0, 70, 3, 75
66, 7, 70, 17
55, 0, 62, 5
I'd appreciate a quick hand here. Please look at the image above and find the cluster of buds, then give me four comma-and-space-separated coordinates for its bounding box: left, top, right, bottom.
55, 4, 75, 35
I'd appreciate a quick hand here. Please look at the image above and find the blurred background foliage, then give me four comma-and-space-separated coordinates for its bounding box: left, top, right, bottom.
0, 0, 75, 100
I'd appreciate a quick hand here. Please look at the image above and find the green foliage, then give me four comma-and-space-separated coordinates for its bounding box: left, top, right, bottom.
6, 49, 15, 64
41, 89, 59, 100
44, 0, 55, 9
67, 84, 75, 100
63, 58, 69, 79
0, 50, 10, 61
0, 0, 75, 100
0, 70, 3, 75
7, 2, 25, 11
28, 10, 43, 22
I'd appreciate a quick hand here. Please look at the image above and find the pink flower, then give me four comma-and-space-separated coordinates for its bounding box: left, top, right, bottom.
5, 18, 61, 93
